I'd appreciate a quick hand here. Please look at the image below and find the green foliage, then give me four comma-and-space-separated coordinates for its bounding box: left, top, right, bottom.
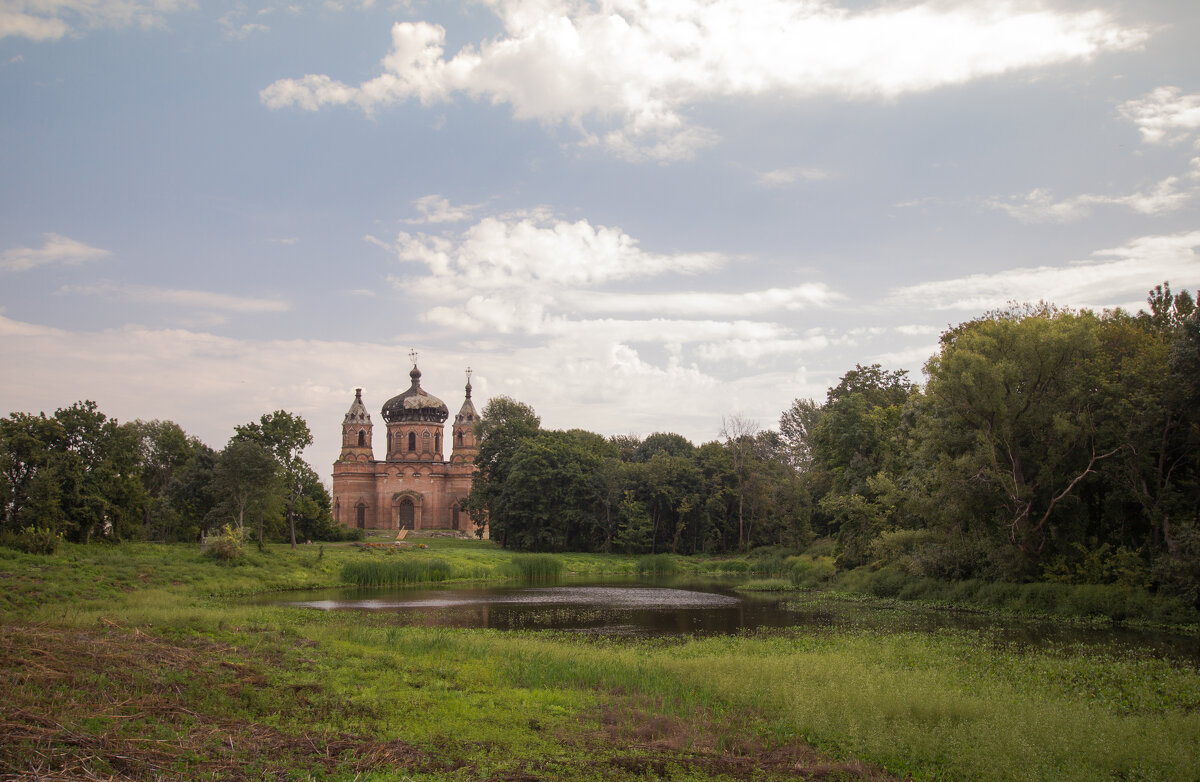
787, 555, 836, 588
1043, 542, 1151, 588
1152, 521, 1200, 608
0, 525, 64, 555
204, 524, 244, 562
634, 554, 679, 574
828, 566, 1198, 625
497, 553, 564, 580
340, 556, 455, 586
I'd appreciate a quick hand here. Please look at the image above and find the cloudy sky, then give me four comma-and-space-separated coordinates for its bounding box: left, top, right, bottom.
2, 0, 1198, 475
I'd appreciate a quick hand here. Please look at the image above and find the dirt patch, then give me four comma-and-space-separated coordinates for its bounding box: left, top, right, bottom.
575, 701, 900, 781
0, 623, 444, 781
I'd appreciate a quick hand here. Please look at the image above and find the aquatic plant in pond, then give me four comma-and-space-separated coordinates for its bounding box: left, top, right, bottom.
341, 558, 455, 586
497, 553, 564, 581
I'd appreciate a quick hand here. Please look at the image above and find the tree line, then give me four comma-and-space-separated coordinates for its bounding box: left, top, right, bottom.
467, 283, 1200, 605
0, 406, 342, 546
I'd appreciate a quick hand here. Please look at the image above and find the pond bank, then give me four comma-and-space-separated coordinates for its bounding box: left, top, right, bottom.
3, 540, 1199, 780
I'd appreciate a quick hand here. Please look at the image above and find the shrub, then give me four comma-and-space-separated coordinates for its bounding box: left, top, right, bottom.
805, 537, 837, 558
204, 525, 244, 562
0, 526, 64, 555
787, 556, 836, 588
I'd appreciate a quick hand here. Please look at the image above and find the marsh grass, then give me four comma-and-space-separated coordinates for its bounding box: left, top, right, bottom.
497, 553, 565, 581
734, 578, 794, 592
832, 566, 1200, 626
340, 557, 456, 586
635, 554, 680, 574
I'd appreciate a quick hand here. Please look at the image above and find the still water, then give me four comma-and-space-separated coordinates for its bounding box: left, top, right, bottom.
271, 576, 1200, 661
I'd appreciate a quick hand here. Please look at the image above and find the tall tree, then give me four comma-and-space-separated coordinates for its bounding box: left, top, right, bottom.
235, 411, 313, 548
720, 414, 759, 550
918, 306, 1118, 574
211, 439, 277, 536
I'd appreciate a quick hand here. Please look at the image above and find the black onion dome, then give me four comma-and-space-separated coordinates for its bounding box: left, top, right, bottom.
381, 365, 449, 424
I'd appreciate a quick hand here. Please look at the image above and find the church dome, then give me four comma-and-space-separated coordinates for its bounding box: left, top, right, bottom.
381, 365, 449, 424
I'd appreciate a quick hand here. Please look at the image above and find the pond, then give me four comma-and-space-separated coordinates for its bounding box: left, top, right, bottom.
269, 575, 1200, 662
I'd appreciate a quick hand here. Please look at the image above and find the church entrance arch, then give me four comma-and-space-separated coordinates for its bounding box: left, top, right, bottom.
397, 498, 415, 530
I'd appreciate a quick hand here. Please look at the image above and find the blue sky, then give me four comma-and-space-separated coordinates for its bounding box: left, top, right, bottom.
2, 0, 1198, 476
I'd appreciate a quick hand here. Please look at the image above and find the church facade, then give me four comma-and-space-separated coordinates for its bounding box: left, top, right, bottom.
331, 361, 479, 534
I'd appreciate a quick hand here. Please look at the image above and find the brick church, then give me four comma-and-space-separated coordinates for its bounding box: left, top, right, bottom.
332, 358, 479, 534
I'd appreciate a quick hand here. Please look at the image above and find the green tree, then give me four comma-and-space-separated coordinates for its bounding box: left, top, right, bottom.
466, 396, 542, 546
210, 439, 277, 537
0, 412, 65, 532
235, 411, 314, 548
918, 306, 1118, 575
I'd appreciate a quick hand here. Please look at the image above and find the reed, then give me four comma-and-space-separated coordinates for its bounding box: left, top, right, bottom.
498, 553, 564, 580
635, 554, 680, 574
340, 557, 455, 586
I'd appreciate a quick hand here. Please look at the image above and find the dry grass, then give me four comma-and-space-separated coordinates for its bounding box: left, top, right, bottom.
0, 624, 443, 781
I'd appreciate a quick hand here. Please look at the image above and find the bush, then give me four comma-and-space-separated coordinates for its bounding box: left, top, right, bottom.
787, 556, 836, 588
0, 526, 63, 555
804, 538, 836, 558
204, 525, 244, 562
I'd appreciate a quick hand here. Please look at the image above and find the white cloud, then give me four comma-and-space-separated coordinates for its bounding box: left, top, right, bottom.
386, 212, 724, 293
404, 194, 479, 224
756, 167, 829, 187
261, 0, 1144, 161
987, 176, 1194, 223
0, 0, 193, 41
1119, 86, 1200, 146
374, 207, 849, 385
0, 233, 110, 272
60, 282, 291, 313
695, 333, 835, 363
561, 284, 844, 317
887, 230, 1200, 312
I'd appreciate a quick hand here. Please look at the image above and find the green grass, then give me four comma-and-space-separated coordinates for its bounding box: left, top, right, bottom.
635, 553, 681, 574
341, 557, 457, 586
497, 553, 566, 580
3, 541, 1200, 780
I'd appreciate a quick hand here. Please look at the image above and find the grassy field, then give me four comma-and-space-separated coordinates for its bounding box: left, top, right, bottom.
2, 539, 1198, 781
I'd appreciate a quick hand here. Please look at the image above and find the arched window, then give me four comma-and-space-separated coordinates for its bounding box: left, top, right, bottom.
434, 433, 440, 452
456, 431, 463, 446
357, 430, 365, 447
408, 432, 416, 451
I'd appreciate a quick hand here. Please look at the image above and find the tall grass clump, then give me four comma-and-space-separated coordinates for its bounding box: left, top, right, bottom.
497, 554, 563, 581
787, 556, 836, 588
341, 558, 454, 586
635, 554, 680, 574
